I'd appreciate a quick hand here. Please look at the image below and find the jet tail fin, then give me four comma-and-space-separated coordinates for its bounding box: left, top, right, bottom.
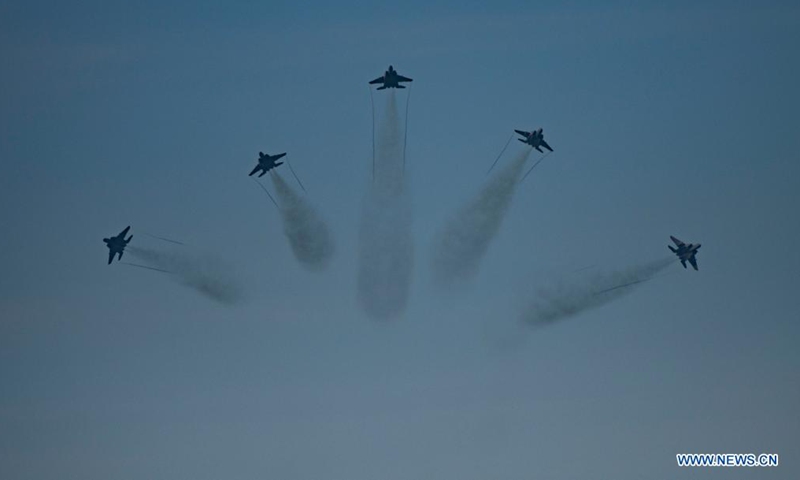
126, 235, 133, 243
377, 86, 387, 91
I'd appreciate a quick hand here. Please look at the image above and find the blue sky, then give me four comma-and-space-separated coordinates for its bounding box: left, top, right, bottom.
1, 1, 799, 478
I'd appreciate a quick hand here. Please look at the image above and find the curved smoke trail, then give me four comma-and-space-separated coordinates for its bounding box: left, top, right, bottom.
127, 246, 245, 305
521, 257, 675, 326
270, 172, 335, 272
358, 91, 415, 320
431, 149, 531, 286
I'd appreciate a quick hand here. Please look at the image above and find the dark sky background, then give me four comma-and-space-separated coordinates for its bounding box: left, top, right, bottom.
1, 1, 798, 478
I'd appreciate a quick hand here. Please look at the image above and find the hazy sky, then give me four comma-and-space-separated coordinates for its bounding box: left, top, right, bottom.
1, 1, 799, 479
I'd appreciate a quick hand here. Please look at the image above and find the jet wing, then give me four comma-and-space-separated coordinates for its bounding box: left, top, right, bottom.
688, 256, 698, 270
670, 236, 685, 247
272, 152, 287, 160
368, 75, 386, 85
396, 75, 413, 82
540, 140, 554, 152
108, 249, 115, 265
514, 129, 530, 137
118, 226, 131, 238
249, 165, 262, 176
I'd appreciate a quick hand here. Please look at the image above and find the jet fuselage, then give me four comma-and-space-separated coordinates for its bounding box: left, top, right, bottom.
369, 65, 412, 90
382, 71, 399, 88
668, 235, 701, 270
523, 129, 544, 146
515, 128, 552, 152
104, 237, 126, 250
250, 152, 286, 177
676, 244, 700, 261
103, 226, 132, 264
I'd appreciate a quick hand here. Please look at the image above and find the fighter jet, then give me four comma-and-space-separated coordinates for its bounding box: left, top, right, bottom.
103, 226, 132, 265
515, 128, 554, 153
249, 151, 286, 177
368, 65, 413, 90
668, 235, 701, 270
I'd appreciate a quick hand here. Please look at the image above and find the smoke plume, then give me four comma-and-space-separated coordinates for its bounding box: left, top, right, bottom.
357, 91, 415, 320
431, 149, 531, 286
521, 257, 674, 326
271, 172, 335, 272
128, 246, 244, 305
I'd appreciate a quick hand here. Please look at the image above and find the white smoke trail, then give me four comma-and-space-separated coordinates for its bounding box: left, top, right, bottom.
271, 172, 335, 272
128, 246, 244, 305
431, 149, 531, 286
357, 91, 415, 320
521, 257, 675, 326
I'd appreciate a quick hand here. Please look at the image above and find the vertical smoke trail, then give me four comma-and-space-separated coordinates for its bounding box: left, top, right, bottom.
373, 92, 405, 194
521, 257, 675, 326
127, 246, 244, 305
431, 149, 531, 286
357, 91, 415, 320
270, 172, 335, 272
